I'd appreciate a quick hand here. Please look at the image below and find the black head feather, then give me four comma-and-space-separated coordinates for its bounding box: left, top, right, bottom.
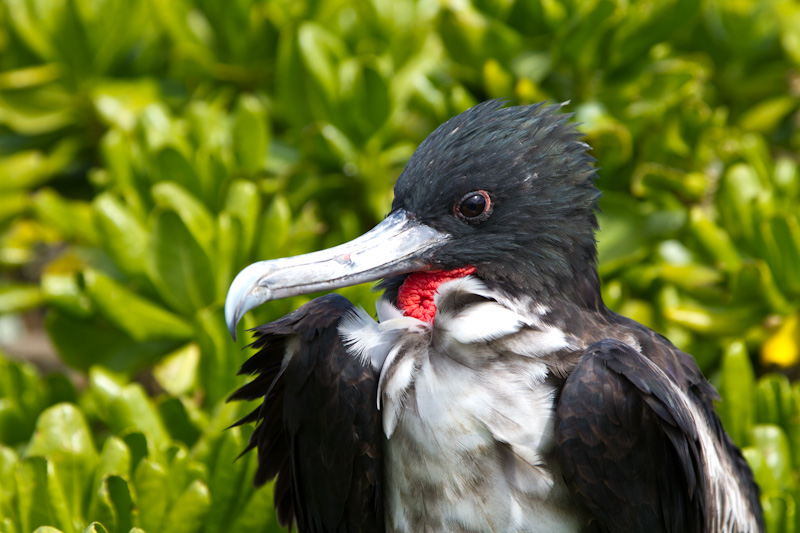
385, 100, 602, 309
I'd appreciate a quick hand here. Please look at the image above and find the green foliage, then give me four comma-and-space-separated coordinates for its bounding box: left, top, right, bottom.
0, 352, 280, 533
0, 0, 800, 531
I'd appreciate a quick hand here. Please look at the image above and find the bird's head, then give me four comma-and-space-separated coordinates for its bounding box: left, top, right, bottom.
226, 101, 602, 338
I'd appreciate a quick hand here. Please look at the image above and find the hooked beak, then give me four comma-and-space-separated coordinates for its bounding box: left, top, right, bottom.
224, 209, 450, 339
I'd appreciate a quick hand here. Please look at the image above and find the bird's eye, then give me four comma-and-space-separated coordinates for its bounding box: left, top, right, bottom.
455, 190, 492, 223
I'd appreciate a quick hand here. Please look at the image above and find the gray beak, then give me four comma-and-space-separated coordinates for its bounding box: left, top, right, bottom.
224, 209, 450, 339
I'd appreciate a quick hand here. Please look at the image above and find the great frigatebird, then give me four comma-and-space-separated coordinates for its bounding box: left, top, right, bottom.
225, 101, 763, 532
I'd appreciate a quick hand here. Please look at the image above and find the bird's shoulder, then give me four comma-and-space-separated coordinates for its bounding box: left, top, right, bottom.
552, 308, 763, 532
598, 310, 717, 401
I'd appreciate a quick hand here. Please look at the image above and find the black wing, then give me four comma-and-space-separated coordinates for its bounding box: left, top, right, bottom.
554, 338, 761, 533
229, 294, 384, 532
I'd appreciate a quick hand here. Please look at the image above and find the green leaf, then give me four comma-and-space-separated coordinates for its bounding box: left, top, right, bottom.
773, 157, 799, 199
631, 163, 709, 201
228, 482, 278, 532
46, 310, 177, 373
596, 193, 648, 275
482, 58, 514, 100
87, 478, 115, 532
0, 400, 28, 446
16, 457, 56, 533
121, 433, 148, 475
146, 210, 216, 315
157, 397, 201, 447
46, 373, 77, 407
297, 22, 347, 110
133, 459, 169, 533
92, 193, 149, 279
0, 445, 19, 519
195, 307, 241, 406
39, 462, 77, 528
107, 384, 169, 453
756, 374, 794, 429
339, 58, 391, 140
318, 123, 357, 165
85, 447, 128, 532
147, 0, 212, 61
160, 480, 211, 533
41, 271, 93, 318
139, 104, 186, 154
83, 269, 194, 343
202, 428, 249, 533
749, 424, 793, 492
257, 195, 291, 259
0, 192, 31, 226
224, 180, 262, 264
153, 343, 200, 397
83, 523, 109, 533
33, 189, 97, 243
0, 151, 52, 191
91, 79, 161, 132
717, 341, 755, 447
95, 476, 135, 533
0, 284, 43, 313
233, 95, 270, 171
688, 207, 741, 270
151, 182, 216, 256
99, 131, 136, 189
25, 404, 98, 525
760, 215, 800, 295
85, 366, 125, 416
161, 444, 202, 503
216, 212, 242, 302
718, 163, 764, 245
154, 148, 202, 199
739, 96, 797, 133
754, 260, 793, 316
761, 492, 796, 533
94, 437, 131, 487
663, 301, 759, 335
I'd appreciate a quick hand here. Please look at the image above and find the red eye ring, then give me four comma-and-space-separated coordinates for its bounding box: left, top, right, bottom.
455, 190, 492, 223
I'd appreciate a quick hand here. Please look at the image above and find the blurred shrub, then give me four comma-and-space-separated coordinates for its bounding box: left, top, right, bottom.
0, 350, 280, 533
1, 0, 800, 531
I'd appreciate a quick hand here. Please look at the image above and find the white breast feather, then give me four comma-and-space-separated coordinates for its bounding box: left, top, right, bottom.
338, 275, 755, 531
339, 305, 424, 370
438, 300, 527, 344
378, 346, 417, 437
339, 276, 584, 532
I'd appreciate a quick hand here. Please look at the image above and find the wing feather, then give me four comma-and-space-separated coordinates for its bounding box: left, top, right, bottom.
555, 339, 708, 533
229, 294, 384, 532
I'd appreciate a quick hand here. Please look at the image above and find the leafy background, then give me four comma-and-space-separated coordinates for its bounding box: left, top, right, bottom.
0, 0, 799, 531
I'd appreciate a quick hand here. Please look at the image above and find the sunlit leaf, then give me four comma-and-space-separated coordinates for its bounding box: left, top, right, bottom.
233, 95, 270, 171
25, 404, 98, 524
160, 480, 211, 533
717, 341, 756, 447
146, 210, 216, 315
0, 284, 43, 313
92, 193, 149, 279
133, 459, 169, 533
83, 269, 194, 343
749, 424, 793, 492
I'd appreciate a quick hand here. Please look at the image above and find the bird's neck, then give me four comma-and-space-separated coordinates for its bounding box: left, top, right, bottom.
397, 267, 477, 323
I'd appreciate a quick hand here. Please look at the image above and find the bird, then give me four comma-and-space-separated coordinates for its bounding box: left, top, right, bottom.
224, 101, 764, 532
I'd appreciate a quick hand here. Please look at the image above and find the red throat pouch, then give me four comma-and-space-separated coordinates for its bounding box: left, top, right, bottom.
396, 266, 477, 323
